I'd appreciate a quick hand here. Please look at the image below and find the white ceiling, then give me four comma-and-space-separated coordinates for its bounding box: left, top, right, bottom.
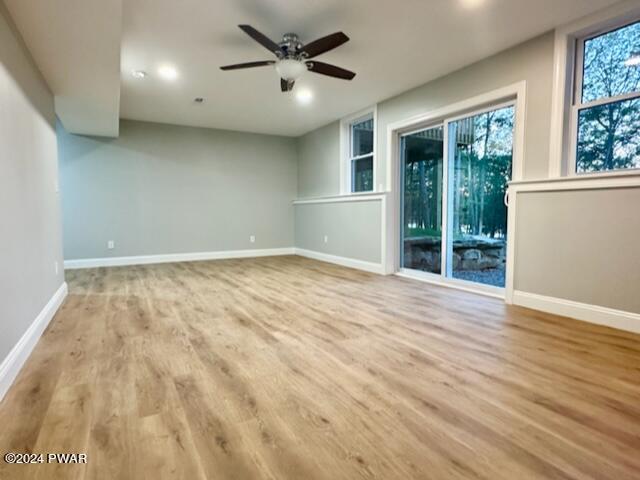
4, 0, 122, 137
7, 0, 624, 138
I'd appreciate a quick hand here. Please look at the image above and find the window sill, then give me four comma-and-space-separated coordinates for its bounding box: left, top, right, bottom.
509, 171, 640, 192
292, 192, 388, 205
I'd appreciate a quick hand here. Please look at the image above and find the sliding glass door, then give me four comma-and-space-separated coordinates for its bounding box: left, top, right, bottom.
445, 105, 514, 288
400, 103, 515, 293
400, 126, 444, 274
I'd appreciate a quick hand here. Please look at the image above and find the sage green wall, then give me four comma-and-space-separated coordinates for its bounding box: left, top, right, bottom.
295, 201, 382, 264
0, 3, 64, 365
296, 121, 340, 198
58, 120, 297, 260
514, 188, 640, 313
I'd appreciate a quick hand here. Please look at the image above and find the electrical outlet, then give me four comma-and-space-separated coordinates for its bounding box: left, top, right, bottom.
107, 240, 115, 250
54, 261, 59, 275
323, 235, 329, 243
250, 235, 256, 243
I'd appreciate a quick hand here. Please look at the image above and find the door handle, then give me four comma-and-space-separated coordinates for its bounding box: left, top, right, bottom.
504, 190, 510, 207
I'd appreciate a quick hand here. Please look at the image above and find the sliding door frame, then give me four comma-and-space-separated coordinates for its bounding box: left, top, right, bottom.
386, 82, 527, 303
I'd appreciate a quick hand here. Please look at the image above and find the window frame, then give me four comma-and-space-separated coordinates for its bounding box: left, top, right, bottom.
569, 16, 640, 175
340, 106, 377, 194
550, 2, 640, 179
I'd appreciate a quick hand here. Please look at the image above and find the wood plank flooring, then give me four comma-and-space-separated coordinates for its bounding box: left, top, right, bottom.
0, 255, 639, 479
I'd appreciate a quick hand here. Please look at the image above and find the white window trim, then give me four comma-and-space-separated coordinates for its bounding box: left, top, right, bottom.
340, 105, 378, 194
549, 0, 640, 178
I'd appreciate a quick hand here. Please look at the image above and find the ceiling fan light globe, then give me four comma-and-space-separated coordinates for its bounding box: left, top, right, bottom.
275, 59, 307, 81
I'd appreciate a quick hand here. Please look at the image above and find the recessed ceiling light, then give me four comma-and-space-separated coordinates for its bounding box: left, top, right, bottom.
460, 0, 485, 9
131, 70, 147, 79
158, 65, 178, 81
295, 88, 313, 105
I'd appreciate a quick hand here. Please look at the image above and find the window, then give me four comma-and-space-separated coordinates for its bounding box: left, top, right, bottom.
573, 18, 640, 173
341, 108, 376, 194
349, 115, 374, 192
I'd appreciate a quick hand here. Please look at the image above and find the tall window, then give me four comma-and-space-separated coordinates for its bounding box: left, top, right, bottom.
574, 19, 640, 173
349, 115, 374, 192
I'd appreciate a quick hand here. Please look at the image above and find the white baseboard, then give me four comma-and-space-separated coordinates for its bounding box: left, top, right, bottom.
513, 290, 640, 334
294, 248, 385, 274
64, 247, 296, 269
65, 246, 384, 275
0, 282, 68, 402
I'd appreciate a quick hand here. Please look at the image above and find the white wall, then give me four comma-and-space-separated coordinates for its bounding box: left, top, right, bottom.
0, 3, 64, 369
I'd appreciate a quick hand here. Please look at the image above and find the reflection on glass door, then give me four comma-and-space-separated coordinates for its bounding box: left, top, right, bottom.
400, 104, 515, 292
446, 106, 514, 288
400, 126, 444, 274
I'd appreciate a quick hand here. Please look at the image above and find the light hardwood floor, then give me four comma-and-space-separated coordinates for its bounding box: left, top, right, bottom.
0, 256, 639, 479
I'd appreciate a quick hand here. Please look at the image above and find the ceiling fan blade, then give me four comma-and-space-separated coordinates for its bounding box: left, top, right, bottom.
280, 78, 295, 92
238, 25, 282, 54
302, 32, 349, 59
220, 61, 275, 71
306, 61, 356, 80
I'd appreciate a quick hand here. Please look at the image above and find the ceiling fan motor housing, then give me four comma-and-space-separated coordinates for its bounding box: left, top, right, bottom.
279, 33, 304, 58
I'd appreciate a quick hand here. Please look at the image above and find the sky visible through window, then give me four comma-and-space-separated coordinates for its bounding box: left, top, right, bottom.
351, 117, 374, 192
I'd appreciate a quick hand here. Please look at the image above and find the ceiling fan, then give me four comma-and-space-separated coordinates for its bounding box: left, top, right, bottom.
220, 25, 356, 93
